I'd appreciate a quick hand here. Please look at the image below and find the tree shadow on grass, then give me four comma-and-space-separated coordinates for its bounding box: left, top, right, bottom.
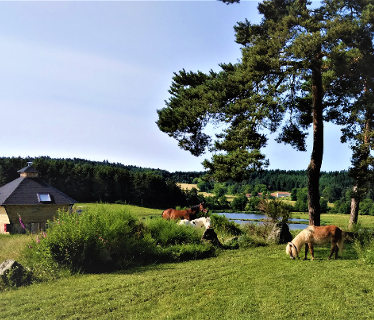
303, 243, 359, 261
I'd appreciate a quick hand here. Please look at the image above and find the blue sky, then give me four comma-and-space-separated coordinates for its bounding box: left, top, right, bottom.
0, 1, 351, 172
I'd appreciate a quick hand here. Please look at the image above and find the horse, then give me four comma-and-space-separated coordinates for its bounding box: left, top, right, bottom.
178, 217, 212, 230
286, 225, 344, 260
162, 203, 207, 220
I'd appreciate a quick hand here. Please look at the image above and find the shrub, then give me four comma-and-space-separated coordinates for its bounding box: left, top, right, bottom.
26, 206, 155, 273
210, 214, 242, 236
25, 205, 216, 275
231, 194, 248, 211
239, 223, 272, 247
352, 226, 374, 265
257, 198, 290, 223
143, 218, 202, 246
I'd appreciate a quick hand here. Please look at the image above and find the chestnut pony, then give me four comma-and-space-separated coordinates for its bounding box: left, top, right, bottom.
162, 203, 207, 220
286, 225, 344, 260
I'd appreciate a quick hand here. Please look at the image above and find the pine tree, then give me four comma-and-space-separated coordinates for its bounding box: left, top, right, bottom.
157, 0, 372, 225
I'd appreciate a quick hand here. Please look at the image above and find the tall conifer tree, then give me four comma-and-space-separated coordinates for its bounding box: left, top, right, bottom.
157, 0, 372, 225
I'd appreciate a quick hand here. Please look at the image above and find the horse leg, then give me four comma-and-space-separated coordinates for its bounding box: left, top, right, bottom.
329, 242, 338, 260
304, 243, 309, 260
309, 243, 315, 260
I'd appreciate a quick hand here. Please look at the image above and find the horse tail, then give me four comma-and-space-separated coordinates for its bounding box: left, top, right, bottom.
337, 229, 345, 254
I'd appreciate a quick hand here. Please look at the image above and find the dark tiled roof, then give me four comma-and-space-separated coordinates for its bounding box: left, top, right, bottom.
17, 166, 39, 173
0, 177, 76, 205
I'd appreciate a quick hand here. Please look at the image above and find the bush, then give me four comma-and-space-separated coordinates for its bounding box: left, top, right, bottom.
26, 206, 155, 273
354, 228, 374, 265
143, 218, 202, 246
231, 194, 248, 211
359, 199, 374, 216
210, 214, 242, 236
240, 223, 272, 247
25, 205, 216, 275
257, 198, 290, 223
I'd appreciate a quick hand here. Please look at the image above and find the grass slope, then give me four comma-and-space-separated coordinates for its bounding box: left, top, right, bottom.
2, 245, 374, 320
2, 204, 374, 319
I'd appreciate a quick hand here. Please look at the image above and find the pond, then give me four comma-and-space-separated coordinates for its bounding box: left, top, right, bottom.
216, 212, 309, 230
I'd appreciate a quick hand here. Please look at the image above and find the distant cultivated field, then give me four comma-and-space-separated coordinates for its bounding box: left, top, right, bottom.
176, 183, 198, 191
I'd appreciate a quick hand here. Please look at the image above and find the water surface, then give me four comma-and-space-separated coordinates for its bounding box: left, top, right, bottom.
216, 212, 308, 230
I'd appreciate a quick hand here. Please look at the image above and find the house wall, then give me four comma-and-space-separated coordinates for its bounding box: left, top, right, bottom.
1, 204, 72, 234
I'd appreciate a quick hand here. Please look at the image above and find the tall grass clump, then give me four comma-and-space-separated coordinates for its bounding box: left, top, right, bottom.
238, 223, 271, 248
144, 218, 201, 246
353, 227, 374, 265
257, 198, 291, 223
143, 218, 216, 262
210, 214, 242, 236
26, 206, 155, 273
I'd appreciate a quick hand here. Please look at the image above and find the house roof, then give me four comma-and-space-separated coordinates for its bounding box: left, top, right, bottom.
17, 165, 39, 174
0, 176, 76, 205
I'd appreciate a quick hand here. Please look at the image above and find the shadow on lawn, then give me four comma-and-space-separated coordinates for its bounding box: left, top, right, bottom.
300, 243, 358, 261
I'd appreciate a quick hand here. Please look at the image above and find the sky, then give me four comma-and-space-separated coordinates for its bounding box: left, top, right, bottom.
0, 1, 352, 173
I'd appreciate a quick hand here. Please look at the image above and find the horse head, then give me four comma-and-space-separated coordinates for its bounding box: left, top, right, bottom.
199, 203, 208, 214
286, 242, 299, 260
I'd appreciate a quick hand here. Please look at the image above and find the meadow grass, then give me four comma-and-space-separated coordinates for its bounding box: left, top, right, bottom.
290, 213, 374, 229
1, 244, 374, 320
77, 203, 162, 218
0, 234, 36, 264
2, 204, 374, 319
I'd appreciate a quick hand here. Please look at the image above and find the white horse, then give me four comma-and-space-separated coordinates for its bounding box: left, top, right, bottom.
286, 225, 344, 260
178, 217, 211, 230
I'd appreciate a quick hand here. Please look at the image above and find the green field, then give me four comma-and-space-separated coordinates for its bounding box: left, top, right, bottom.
1, 204, 374, 319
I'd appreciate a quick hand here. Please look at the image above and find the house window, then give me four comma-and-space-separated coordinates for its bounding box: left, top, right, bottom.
37, 193, 52, 203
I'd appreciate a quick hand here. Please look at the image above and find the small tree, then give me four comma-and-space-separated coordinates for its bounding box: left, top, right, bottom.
231, 194, 248, 211
257, 198, 290, 223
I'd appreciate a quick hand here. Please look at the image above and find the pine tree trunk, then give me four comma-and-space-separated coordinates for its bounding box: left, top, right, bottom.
308, 57, 324, 226
349, 189, 359, 230
349, 111, 372, 229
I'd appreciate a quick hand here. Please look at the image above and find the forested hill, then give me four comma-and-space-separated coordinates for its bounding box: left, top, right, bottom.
0, 157, 202, 208
0, 157, 353, 206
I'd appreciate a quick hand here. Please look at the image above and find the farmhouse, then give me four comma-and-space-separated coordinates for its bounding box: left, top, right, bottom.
0, 163, 76, 234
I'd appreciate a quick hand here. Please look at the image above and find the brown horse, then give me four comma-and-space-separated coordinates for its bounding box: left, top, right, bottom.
162, 203, 207, 220
286, 225, 344, 260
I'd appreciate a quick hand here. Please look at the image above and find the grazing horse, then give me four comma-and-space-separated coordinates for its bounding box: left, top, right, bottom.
286, 225, 344, 260
162, 203, 207, 220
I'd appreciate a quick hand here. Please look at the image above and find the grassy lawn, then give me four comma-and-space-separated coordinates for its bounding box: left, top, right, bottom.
2, 244, 374, 319
77, 203, 162, 218
290, 213, 374, 229
2, 204, 374, 319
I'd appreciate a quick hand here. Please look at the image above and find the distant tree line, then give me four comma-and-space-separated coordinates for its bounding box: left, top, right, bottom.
0, 157, 203, 209
1, 156, 373, 215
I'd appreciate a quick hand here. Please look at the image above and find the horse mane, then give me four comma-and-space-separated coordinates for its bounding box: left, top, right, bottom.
190, 204, 201, 212
291, 226, 314, 252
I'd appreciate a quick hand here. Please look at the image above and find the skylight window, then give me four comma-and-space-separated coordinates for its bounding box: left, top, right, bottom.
37, 193, 52, 203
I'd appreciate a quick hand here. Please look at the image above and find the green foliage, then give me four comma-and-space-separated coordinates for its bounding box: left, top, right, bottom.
294, 188, 308, 212
213, 183, 228, 197
257, 198, 290, 223
25, 205, 215, 274
210, 214, 242, 236
354, 228, 374, 265
359, 198, 374, 216
238, 223, 272, 247
245, 196, 261, 211
143, 218, 201, 246
230, 194, 248, 211
204, 195, 230, 210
